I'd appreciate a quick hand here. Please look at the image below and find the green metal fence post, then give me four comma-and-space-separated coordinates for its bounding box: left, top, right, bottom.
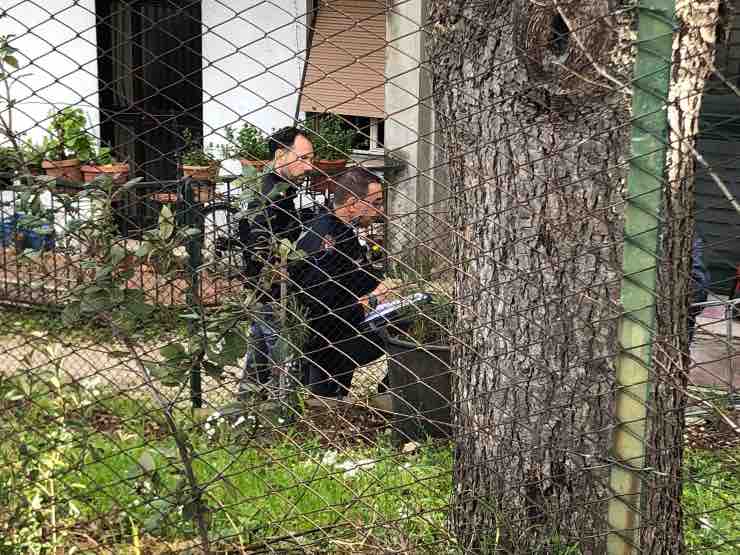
179, 178, 203, 409
607, 2, 676, 553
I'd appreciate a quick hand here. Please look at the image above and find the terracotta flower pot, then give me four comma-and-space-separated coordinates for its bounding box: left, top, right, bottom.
314, 159, 348, 173
80, 163, 130, 184
239, 159, 269, 173
310, 159, 348, 193
182, 163, 219, 183
42, 158, 82, 182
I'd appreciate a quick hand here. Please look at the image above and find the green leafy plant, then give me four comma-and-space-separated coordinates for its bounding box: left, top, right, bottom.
33, 175, 216, 550
683, 449, 740, 554
3, 163, 311, 551
0, 22, 216, 552
0, 32, 37, 175
149, 179, 310, 418
0, 34, 19, 74
382, 273, 455, 346
20, 140, 44, 169
12, 181, 55, 252
42, 107, 95, 162
392, 292, 454, 346
309, 114, 356, 160
0, 145, 19, 175
90, 144, 113, 165
0, 422, 81, 555
225, 123, 270, 160
1, 361, 88, 554
181, 128, 216, 166
125, 445, 216, 538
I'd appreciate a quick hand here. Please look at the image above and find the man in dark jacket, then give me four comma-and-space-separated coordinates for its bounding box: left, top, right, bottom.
237, 127, 314, 395
241, 126, 315, 278
291, 167, 386, 400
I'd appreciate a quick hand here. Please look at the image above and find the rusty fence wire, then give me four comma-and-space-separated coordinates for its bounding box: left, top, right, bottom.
0, 1, 738, 554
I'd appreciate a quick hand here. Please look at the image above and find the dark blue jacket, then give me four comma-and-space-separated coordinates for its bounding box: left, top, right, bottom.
255, 172, 302, 243
241, 171, 302, 284
290, 213, 381, 339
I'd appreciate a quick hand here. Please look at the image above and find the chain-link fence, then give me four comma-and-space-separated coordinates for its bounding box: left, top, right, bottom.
0, 0, 738, 553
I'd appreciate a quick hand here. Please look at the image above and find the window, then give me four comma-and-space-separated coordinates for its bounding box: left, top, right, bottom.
307, 112, 384, 155
347, 116, 384, 153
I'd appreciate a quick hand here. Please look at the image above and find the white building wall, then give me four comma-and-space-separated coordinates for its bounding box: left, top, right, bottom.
2, 0, 307, 152
0, 0, 99, 146
0, 1, 310, 224
202, 0, 307, 148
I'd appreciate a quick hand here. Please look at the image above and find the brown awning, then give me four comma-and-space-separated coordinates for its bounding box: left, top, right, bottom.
299, 0, 386, 119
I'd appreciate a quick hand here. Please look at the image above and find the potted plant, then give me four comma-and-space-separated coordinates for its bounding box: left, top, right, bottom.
0, 146, 18, 189
225, 123, 270, 173
21, 141, 44, 176
181, 129, 219, 202
312, 114, 355, 171
381, 288, 455, 441
0, 142, 44, 186
308, 114, 356, 192
41, 107, 94, 182
80, 145, 130, 184
181, 129, 218, 181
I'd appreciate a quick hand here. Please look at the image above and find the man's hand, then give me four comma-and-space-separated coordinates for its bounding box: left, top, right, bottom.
360, 282, 392, 310
371, 282, 391, 303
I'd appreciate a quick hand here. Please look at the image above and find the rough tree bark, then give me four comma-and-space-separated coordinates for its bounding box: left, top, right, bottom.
642, 1, 722, 552
427, 0, 721, 552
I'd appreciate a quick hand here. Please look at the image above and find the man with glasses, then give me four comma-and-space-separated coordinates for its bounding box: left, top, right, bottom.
237, 126, 315, 399
242, 126, 315, 275
290, 167, 388, 403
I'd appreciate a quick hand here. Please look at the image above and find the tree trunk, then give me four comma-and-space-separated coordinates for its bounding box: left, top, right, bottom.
642, 1, 722, 552
428, 0, 720, 552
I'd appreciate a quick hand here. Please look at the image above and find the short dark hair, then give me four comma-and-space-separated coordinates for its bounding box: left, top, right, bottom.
333, 167, 381, 206
268, 126, 308, 158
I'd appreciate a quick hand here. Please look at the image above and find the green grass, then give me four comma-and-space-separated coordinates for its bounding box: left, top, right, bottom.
0, 389, 453, 552
1, 380, 738, 553
74, 435, 452, 548
683, 448, 740, 554
0, 304, 186, 343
